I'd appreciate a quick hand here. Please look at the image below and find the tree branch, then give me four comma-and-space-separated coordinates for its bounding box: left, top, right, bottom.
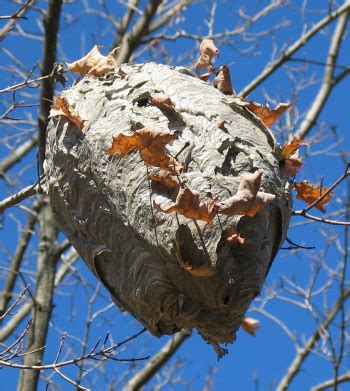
124, 329, 191, 390
239, 1, 350, 97
0, 199, 41, 316
276, 286, 350, 391
294, 1, 350, 139
116, 0, 163, 64
0, 0, 36, 42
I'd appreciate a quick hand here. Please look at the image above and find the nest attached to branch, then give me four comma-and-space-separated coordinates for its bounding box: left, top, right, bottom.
45, 63, 292, 357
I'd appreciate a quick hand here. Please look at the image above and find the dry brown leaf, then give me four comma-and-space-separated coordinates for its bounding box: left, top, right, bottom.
155, 183, 217, 224
149, 170, 180, 189
247, 102, 292, 127
67, 45, 119, 77
215, 119, 228, 130
227, 233, 245, 246
294, 181, 332, 213
108, 126, 182, 173
280, 137, 305, 176
281, 137, 305, 159
195, 39, 219, 71
213, 65, 234, 95
241, 317, 260, 336
215, 170, 275, 218
198, 71, 212, 81
280, 152, 303, 177
51, 96, 85, 131
149, 96, 174, 112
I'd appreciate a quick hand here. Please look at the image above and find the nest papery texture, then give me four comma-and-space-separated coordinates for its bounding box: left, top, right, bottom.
45, 63, 292, 356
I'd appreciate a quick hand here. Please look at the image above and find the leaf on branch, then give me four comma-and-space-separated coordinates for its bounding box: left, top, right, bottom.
195, 39, 219, 71
50, 96, 86, 131
149, 170, 180, 189
213, 65, 235, 95
294, 181, 332, 213
227, 233, 245, 246
108, 126, 182, 173
280, 137, 305, 176
246, 102, 292, 127
154, 183, 217, 224
67, 45, 120, 77
241, 317, 260, 336
215, 170, 275, 218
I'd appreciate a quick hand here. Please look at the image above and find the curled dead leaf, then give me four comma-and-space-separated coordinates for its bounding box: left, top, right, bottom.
149, 96, 174, 112
215, 170, 275, 218
281, 137, 306, 159
247, 102, 292, 127
175, 224, 214, 277
294, 181, 332, 213
280, 152, 303, 177
50, 96, 86, 132
279, 137, 305, 177
215, 119, 228, 130
241, 317, 260, 336
67, 45, 119, 77
154, 183, 217, 224
195, 39, 219, 71
149, 170, 180, 189
108, 126, 182, 173
198, 71, 212, 81
213, 65, 234, 95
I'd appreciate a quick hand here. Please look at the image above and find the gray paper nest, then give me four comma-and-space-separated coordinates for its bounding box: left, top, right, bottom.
45, 62, 292, 357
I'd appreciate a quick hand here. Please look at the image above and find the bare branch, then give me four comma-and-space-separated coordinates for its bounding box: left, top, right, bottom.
124, 329, 191, 390
276, 286, 350, 391
116, 0, 163, 63
0, 0, 36, 42
239, 1, 350, 97
311, 372, 350, 391
0, 180, 42, 214
294, 3, 350, 139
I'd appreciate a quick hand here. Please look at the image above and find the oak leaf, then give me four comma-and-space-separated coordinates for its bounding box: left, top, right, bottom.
215, 170, 275, 218
241, 317, 260, 336
247, 102, 292, 127
213, 65, 234, 95
108, 126, 182, 173
50, 96, 85, 131
294, 181, 332, 213
67, 45, 119, 77
195, 39, 219, 71
154, 183, 217, 224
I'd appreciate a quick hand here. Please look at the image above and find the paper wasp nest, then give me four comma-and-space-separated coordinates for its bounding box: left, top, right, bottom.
45, 63, 292, 356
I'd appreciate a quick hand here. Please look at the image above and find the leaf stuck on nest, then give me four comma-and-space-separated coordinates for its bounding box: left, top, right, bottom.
67, 45, 119, 76
215, 170, 275, 218
195, 39, 219, 71
247, 102, 292, 127
50, 96, 86, 131
108, 126, 182, 173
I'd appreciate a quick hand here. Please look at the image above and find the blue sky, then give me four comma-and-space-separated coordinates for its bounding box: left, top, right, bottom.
1, 1, 350, 390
